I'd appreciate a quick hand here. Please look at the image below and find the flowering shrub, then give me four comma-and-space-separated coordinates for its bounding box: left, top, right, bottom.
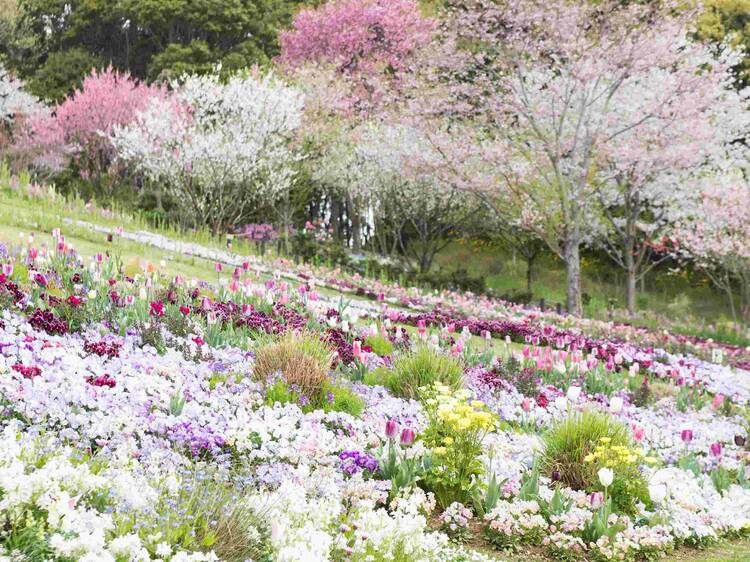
421, 384, 496, 508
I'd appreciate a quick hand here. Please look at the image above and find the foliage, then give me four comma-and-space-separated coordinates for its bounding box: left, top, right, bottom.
26, 48, 103, 103
5, 0, 303, 97
384, 345, 464, 399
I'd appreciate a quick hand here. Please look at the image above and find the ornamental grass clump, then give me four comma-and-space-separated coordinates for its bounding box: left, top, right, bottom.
541, 409, 629, 492
385, 346, 464, 399
253, 330, 333, 399
541, 409, 650, 514
254, 331, 365, 416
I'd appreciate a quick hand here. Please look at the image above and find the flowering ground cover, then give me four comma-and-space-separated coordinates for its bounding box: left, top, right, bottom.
0, 225, 748, 562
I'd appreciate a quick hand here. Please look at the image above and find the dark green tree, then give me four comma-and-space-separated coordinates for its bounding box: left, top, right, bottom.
2, 0, 310, 100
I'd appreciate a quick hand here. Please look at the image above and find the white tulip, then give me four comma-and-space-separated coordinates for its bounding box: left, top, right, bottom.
598, 467, 614, 488
566, 386, 581, 402
609, 396, 624, 413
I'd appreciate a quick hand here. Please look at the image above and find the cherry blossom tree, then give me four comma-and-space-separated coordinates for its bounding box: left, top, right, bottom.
19, 66, 164, 192
675, 168, 750, 325
280, 0, 435, 251
405, 0, 741, 316
0, 65, 44, 161
0, 65, 42, 124
111, 71, 304, 234
358, 122, 476, 272
280, 0, 433, 70
594, 59, 749, 314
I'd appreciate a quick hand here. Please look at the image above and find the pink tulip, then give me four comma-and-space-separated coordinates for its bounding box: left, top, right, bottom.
681, 429, 693, 443
589, 492, 604, 508
709, 442, 722, 457
400, 427, 415, 446
385, 419, 399, 439
711, 394, 724, 409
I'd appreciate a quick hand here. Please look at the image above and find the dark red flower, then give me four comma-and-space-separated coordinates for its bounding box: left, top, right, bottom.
149, 301, 166, 317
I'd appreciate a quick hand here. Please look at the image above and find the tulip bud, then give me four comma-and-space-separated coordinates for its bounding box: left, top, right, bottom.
400, 427, 415, 446
385, 419, 399, 439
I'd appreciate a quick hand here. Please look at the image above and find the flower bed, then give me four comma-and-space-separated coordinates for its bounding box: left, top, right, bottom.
0, 230, 748, 561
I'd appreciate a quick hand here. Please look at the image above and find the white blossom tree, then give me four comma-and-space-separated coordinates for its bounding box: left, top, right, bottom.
593, 57, 750, 313
112, 71, 304, 233
0, 65, 41, 123
674, 154, 750, 326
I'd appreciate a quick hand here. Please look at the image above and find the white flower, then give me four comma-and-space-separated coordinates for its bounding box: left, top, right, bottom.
649, 483, 667, 504
609, 396, 624, 413
566, 386, 581, 402
598, 467, 614, 488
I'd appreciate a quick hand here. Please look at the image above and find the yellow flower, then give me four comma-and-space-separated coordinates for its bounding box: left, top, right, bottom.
433, 447, 448, 456
600, 437, 611, 444
443, 437, 454, 445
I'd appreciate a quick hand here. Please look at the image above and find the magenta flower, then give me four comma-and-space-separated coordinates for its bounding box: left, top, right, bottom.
709, 442, 722, 457
385, 419, 399, 439
149, 300, 166, 317
681, 429, 693, 443
400, 427, 415, 446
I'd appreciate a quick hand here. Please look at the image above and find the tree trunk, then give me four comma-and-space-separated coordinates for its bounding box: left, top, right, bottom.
564, 237, 583, 316
626, 252, 637, 316
526, 254, 535, 294
351, 211, 362, 252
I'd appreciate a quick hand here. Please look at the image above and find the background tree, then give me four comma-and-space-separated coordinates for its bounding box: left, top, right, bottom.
675, 168, 750, 326
280, 0, 435, 250
593, 55, 749, 314
18, 66, 164, 196
1, 0, 308, 100
111, 71, 303, 234
406, 0, 738, 316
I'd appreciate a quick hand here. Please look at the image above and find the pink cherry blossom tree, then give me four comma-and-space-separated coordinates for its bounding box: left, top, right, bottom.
674, 169, 750, 325
280, 0, 435, 251
19, 66, 164, 195
280, 0, 434, 69
402, 0, 742, 316
594, 58, 749, 314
